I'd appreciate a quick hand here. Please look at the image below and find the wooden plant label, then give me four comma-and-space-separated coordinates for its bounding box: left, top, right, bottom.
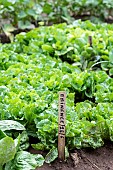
58, 91, 66, 161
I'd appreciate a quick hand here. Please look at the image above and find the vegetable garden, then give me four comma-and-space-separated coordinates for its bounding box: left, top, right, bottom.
1, 1, 113, 170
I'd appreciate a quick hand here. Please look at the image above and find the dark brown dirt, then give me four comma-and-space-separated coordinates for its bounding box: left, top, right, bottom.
29, 141, 113, 170
0, 33, 10, 43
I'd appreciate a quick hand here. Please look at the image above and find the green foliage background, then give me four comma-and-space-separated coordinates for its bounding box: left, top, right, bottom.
1, 21, 113, 151
1, 1, 113, 169
1, 0, 113, 32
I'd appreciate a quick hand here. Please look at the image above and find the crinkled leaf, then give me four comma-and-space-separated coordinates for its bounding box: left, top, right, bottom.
0, 120, 25, 131
45, 147, 69, 163
45, 147, 58, 163
0, 136, 16, 166
5, 151, 44, 170
31, 143, 45, 151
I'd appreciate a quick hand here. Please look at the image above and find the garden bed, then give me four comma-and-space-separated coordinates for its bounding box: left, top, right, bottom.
1, 21, 113, 169
30, 141, 113, 170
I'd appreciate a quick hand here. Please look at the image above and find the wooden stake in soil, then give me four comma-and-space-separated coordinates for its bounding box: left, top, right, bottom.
58, 91, 66, 161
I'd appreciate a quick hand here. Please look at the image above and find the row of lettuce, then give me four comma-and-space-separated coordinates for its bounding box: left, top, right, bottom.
1, 0, 113, 33
1, 21, 113, 169
1, 20, 113, 73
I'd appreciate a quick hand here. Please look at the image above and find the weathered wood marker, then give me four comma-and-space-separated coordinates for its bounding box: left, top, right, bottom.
58, 91, 66, 161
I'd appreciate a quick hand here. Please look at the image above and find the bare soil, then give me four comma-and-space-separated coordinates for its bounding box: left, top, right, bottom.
29, 141, 113, 170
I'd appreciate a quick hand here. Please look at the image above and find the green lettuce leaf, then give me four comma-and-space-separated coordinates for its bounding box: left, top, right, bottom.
0, 130, 6, 140
31, 143, 45, 151
45, 147, 69, 163
0, 136, 16, 167
5, 151, 44, 170
0, 120, 25, 131
45, 147, 58, 163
